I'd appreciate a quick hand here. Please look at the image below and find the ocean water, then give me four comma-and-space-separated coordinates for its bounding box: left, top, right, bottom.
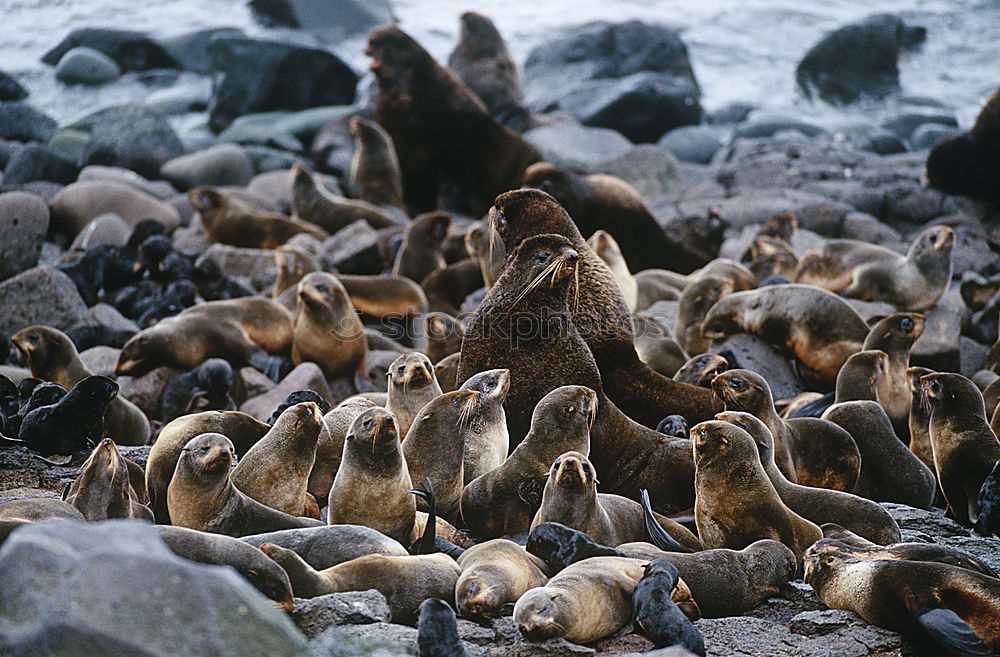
2, 0, 998, 129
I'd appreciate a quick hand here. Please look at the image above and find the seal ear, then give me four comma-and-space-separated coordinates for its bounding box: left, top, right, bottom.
913, 608, 992, 657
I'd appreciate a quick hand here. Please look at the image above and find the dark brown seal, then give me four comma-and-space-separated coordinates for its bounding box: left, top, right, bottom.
348, 116, 407, 214
63, 437, 153, 521
392, 211, 451, 283
927, 89, 1000, 205
863, 312, 925, 439
292, 161, 404, 232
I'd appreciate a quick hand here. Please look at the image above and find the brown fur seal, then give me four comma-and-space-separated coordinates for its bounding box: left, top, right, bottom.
588, 230, 638, 311
190, 187, 328, 248
367, 26, 540, 215
63, 438, 153, 521
231, 402, 323, 519
272, 245, 318, 306
822, 400, 936, 509
632, 315, 688, 377
514, 555, 647, 644
0, 498, 84, 521
458, 232, 699, 512
402, 389, 480, 523
327, 407, 416, 544
393, 212, 451, 283
12, 326, 150, 445
460, 385, 595, 539
795, 226, 955, 311
338, 274, 429, 323
809, 535, 998, 578
116, 297, 293, 379
864, 312, 925, 438
522, 162, 677, 273
635, 269, 683, 310
692, 420, 822, 573
260, 543, 461, 624
717, 411, 901, 545
291, 271, 368, 383
455, 538, 548, 620
308, 396, 377, 505
531, 451, 702, 550
673, 353, 729, 388
458, 368, 511, 483
804, 542, 1000, 653
834, 349, 888, 403
424, 312, 464, 364
146, 410, 270, 523
927, 88, 1000, 205
434, 353, 461, 393
421, 257, 485, 316
702, 284, 870, 388
712, 369, 861, 492
291, 161, 403, 232
447, 11, 531, 131
745, 234, 799, 280
167, 433, 322, 537
906, 366, 935, 470
674, 274, 735, 356
386, 352, 442, 436
921, 372, 1000, 525
348, 116, 407, 214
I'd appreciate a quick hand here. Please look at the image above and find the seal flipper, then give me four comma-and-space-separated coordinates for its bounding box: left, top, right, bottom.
641, 489, 687, 553
417, 598, 467, 657
409, 479, 437, 555
914, 608, 991, 657
788, 391, 835, 418
247, 348, 291, 383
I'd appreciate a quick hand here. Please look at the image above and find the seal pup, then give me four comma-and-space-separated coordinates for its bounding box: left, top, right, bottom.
457, 368, 510, 483
393, 212, 451, 284
717, 411, 901, 545
63, 438, 153, 521
425, 313, 465, 365
0, 498, 85, 522
386, 352, 442, 436
417, 598, 467, 657
672, 354, 729, 388
464, 221, 502, 289
348, 116, 407, 214
291, 161, 405, 232
674, 274, 735, 356
633, 559, 706, 655
18, 375, 119, 462
864, 312, 925, 439
927, 88, 1000, 204
189, 187, 328, 248
291, 272, 368, 385
159, 358, 236, 423
167, 433, 323, 537
922, 372, 1000, 525
13, 326, 150, 445
810, 535, 998, 579
587, 230, 638, 311
455, 539, 548, 620
692, 420, 822, 573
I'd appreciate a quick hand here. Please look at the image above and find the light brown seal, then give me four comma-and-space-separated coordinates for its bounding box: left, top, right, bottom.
588, 230, 638, 311
863, 312, 925, 438
291, 161, 404, 232
458, 368, 511, 483
386, 352, 442, 437
290, 271, 368, 383
455, 538, 548, 620
348, 116, 407, 214
63, 437, 153, 521
392, 211, 451, 284
189, 187, 328, 248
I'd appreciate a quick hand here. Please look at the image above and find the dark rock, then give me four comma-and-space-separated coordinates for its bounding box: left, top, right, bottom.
160, 144, 255, 189
54, 46, 121, 85
524, 20, 701, 142
591, 144, 681, 198
76, 104, 184, 180
0, 102, 57, 143
197, 243, 278, 280
249, 0, 393, 39
0, 519, 310, 656
910, 286, 963, 372
960, 336, 990, 378
245, 145, 300, 173
0, 444, 82, 496
706, 102, 755, 125
0, 71, 27, 102
158, 27, 245, 74
881, 112, 957, 141
143, 83, 212, 116
240, 526, 407, 571
320, 220, 385, 275
709, 333, 804, 401
0, 191, 49, 281
292, 590, 392, 638
734, 119, 825, 140
855, 129, 907, 155
657, 125, 724, 164
910, 123, 963, 151
207, 37, 357, 133
240, 362, 332, 421
0, 266, 88, 336
84, 303, 140, 332
796, 13, 926, 105
882, 502, 968, 539
118, 365, 183, 419
524, 122, 632, 173
311, 623, 415, 656
41, 28, 178, 71
937, 535, 1000, 573
1, 143, 78, 185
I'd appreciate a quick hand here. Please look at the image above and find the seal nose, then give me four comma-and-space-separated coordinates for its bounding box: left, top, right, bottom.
563, 248, 579, 263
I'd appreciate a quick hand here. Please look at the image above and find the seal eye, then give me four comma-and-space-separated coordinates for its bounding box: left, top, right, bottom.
487, 377, 496, 389
534, 251, 551, 265
397, 366, 405, 374
728, 377, 743, 389
315, 284, 329, 294
899, 317, 914, 332
495, 211, 507, 234
553, 460, 562, 469
929, 380, 942, 395
697, 356, 710, 368
363, 418, 373, 429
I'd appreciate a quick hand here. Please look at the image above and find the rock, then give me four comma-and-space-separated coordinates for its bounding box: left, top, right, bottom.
310, 624, 413, 657
0, 191, 49, 281
245, 146, 300, 174
285, 233, 324, 257
197, 243, 279, 280
910, 123, 963, 150
796, 13, 926, 105
46, 128, 90, 163
524, 122, 632, 173
911, 286, 962, 372
618, 649, 698, 657
69, 213, 132, 250
292, 591, 392, 638
839, 212, 902, 244
76, 165, 176, 200
0, 443, 83, 496
249, 0, 394, 40
79, 345, 120, 377
320, 220, 384, 275
158, 27, 245, 73
734, 119, 825, 140
218, 116, 304, 153
882, 502, 968, 539
525, 20, 701, 142
240, 525, 407, 571
881, 112, 957, 141
240, 366, 276, 399
0, 519, 309, 656
207, 37, 358, 133
50, 180, 181, 237
589, 144, 681, 199
1, 143, 77, 185
960, 337, 990, 379
877, 182, 954, 225
247, 169, 295, 212
240, 362, 333, 420
0, 266, 88, 336
696, 613, 904, 657
160, 144, 254, 189
54, 46, 121, 85
937, 535, 1000, 573
706, 102, 755, 125
84, 303, 139, 332
41, 28, 178, 71
118, 366, 183, 419
657, 125, 724, 165
855, 129, 907, 156
0, 102, 57, 143
77, 104, 185, 179
0, 71, 27, 102
143, 82, 212, 116
709, 334, 804, 401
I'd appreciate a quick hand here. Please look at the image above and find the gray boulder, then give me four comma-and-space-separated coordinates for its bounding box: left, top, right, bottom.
0, 71, 27, 102
1, 143, 78, 185
76, 104, 185, 179
240, 362, 332, 421
0, 266, 88, 335
69, 213, 132, 250
160, 144, 255, 189
524, 122, 632, 173
709, 333, 804, 401
0, 102, 57, 143
591, 144, 681, 199
657, 125, 724, 164
320, 220, 384, 275
249, 0, 394, 40
55, 46, 121, 85
293, 591, 392, 638
0, 191, 49, 281
41, 28, 178, 71
158, 27, 245, 73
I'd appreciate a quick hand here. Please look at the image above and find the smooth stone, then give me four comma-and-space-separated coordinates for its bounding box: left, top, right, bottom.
248, 0, 393, 40
0, 191, 49, 281
0, 266, 88, 336
84, 303, 139, 332
239, 362, 332, 421
658, 125, 725, 165
41, 28, 178, 71
54, 46, 121, 85
590, 144, 682, 199
79, 345, 120, 378
50, 180, 181, 237
0, 71, 27, 102
0, 102, 56, 143
69, 213, 131, 250
320, 220, 384, 275
524, 122, 633, 173
76, 165, 177, 200
709, 333, 804, 401
76, 104, 184, 179
196, 243, 279, 280
0, 143, 77, 185
160, 143, 255, 189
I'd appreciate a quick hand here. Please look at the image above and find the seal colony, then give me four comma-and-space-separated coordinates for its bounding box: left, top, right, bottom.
1, 10, 999, 657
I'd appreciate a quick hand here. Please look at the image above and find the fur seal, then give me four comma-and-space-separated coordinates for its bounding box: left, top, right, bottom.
190, 187, 328, 248
146, 410, 270, 523
692, 420, 822, 573
804, 542, 1000, 653
906, 366, 936, 470
308, 396, 377, 505
339, 273, 429, 324
531, 451, 702, 551
393, 212, 451, 284
291, 161, 404, 232
864, 312, 925, 438
633, 315, 688, 377
367, 26, 540, 215
231, 402, 323, 519
348, 116, 407, 214
425, 313, 465, 365
927, 88, 1000, 204
717, 411, 901, 545
291, 271, 368, 384
417, 598, 467, 657
464, 221, 502, 289
460, 385, 595, 539
922, 372, 1000, 525
387, 352, 442, 436
674, 274, 735, 356
261, 542, 460, 624
457, 368, 511, 483
633, 559, 706, 655
702, 284, 870, 387
673, 353, 729, 388
434, 353, 461, 393
420, 258, 485, 316
0, 498, 85, 522
16, 375, 118, 462
588, 230, 638, 311
809, 535, 998, 579
327, 407, 416, 544
13, 326, 150, 445
795, 226, 955, 311
635, 269, 683, 310
455, 538, 548, 620
63, 438, 153, 521
468, 189, 718, 429
159, 358, 236, 423
822, 400, 937, 509
712, 369, 862, 491
167, 433, 323, 537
